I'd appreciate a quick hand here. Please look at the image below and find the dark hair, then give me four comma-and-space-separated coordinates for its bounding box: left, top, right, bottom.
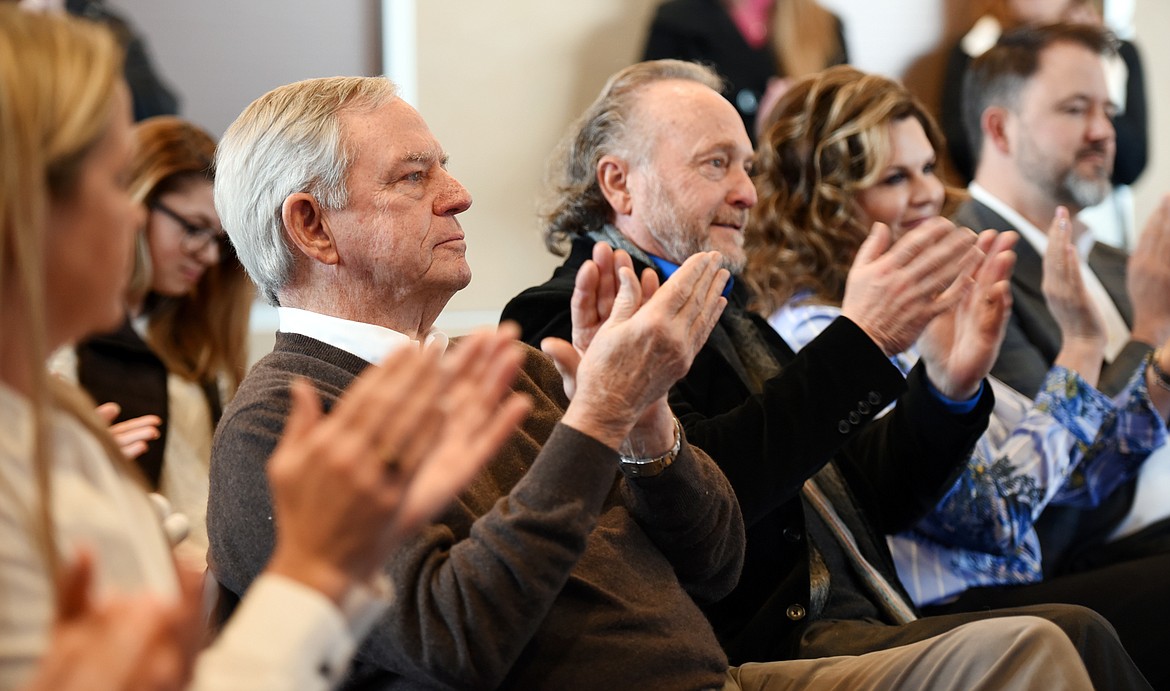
961, 22, 1116, 165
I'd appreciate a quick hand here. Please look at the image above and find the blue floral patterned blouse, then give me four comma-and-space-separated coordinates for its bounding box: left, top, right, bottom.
770, 296, 1167, 606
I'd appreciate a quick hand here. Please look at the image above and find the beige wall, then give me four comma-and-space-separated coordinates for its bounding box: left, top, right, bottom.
415, 1, 661, 320
111, 0, 1164, 341
1132, 1, 1168, 231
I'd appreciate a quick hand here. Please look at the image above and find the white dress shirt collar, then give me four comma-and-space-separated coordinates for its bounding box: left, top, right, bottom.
968, 183, 1095, 258
967, 183, 1129, 362
277, 307, 448, 365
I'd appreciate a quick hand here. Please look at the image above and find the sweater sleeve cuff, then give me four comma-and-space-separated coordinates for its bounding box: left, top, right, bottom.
197, 573, 391, 690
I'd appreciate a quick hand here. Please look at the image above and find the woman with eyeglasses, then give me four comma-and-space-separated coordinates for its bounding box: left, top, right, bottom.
55, 116, 252, 567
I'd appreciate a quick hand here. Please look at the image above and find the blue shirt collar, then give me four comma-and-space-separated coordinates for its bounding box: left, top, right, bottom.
648, 255, 735, 298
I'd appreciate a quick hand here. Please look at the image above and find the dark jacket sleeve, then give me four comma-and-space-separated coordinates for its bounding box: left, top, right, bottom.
941, 44, 975, 185
679, 316, 992, 533
669, 317, 907, 526
834, 362, 995, 533
1111, 40, 1148, 187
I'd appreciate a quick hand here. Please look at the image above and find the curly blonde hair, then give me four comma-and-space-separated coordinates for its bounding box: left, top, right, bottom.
745, 65, 955, 316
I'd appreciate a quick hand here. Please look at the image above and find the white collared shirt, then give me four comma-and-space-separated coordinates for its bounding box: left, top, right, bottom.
277, 307, 448, 365
968, 183, 1130, 362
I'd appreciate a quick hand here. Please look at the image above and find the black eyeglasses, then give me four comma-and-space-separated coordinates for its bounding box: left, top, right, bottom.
151, 201, 232, 256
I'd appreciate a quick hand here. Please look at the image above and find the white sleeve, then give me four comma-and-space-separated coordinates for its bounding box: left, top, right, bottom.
191, 573, 391, 691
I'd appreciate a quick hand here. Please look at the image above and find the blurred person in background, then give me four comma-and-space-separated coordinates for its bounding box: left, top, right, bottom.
55, 116, 252, 568
940, 0, 1146, 247
642, 0, 847, 142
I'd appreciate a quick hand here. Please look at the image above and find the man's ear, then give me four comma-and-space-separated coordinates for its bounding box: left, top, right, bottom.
597, 154, 634, 216
281, 193, 339, 265
982, 106, 1012, 156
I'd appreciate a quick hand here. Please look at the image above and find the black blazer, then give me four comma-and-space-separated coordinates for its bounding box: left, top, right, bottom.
501, 236, 992, 662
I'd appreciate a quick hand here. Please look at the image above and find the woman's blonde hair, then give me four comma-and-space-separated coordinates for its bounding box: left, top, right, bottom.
745, 65, 958, 316
129, 116, 252, 393
770, 0, 844, 78
0, 6, 134, 596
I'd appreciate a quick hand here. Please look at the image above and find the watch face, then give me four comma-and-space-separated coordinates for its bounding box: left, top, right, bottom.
619, 457, 670, 479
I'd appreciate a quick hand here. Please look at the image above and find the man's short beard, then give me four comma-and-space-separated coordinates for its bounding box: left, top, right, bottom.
646, 216, 706, 268
642, 178, 746, 274
1057, 168, 1111, 210
1016, 131, 1111, 212
713, 244, 746, 274
642, 178, 709, 264
646, 218, 745, 274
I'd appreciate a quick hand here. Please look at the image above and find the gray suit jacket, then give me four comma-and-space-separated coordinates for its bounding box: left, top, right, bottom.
953, 198, 1155, 575
953, 199, 1148, 398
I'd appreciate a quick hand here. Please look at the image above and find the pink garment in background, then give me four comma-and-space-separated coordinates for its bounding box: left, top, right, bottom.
728, 0, 772, 48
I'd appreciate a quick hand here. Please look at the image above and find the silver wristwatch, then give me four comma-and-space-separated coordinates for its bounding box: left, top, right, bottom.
618, 417, 682, 478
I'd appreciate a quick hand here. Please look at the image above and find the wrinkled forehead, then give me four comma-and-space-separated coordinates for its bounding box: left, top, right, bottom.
340, 97, 445, 168
632, 80, 753, 161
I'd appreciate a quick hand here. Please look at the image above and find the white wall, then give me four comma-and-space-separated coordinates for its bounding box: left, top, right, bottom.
823, 0, 950, 79
1132, 1, 1169, 232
